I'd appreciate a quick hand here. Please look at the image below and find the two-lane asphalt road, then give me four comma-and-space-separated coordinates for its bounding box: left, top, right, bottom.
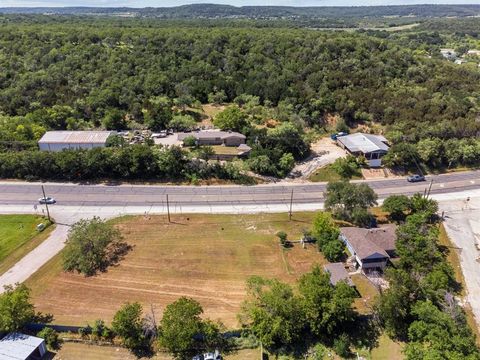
0, 170, 479, 208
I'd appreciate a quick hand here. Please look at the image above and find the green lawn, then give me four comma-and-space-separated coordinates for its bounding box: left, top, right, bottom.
309, 164, 362, 182
0, 215, 53, 275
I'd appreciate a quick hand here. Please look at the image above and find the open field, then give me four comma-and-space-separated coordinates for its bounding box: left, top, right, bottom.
26, 212, 325, 327
0, 215, 53, 275
53, 343, 259, 360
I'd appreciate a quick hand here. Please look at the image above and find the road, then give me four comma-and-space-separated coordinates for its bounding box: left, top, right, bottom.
0, 171, 480, 303
0, 170, 479, 210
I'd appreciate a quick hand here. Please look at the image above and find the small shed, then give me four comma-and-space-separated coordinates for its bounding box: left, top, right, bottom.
323, 263, 354, 287
0, 332, 47, 360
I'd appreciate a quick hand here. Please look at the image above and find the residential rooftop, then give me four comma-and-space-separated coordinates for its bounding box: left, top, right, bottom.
337, 133, 389, 154
340, 224, 397, 260
323, 262, 354, 286
177, 130, 246, 141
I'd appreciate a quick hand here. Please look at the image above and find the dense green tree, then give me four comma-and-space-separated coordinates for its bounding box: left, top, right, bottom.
324, 181, 377, 225
103, 109, 127, 131
382, 195, 412, 221
241, 276, 305, 355
0, 284, 36, 333
311, 212, 344, 261
37, 327, 61, 350
213, 105, 248, 132
62, 217, 127, 276
331, 155, 361, 179
112, 302, 148, 351
168, 114, 197, 132
298, 266, 356, 337
159, 297, 204, 359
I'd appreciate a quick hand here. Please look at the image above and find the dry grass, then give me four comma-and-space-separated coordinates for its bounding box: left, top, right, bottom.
27, 213, 325, 328
53, 343, 258, 360
351, 273, 379, 315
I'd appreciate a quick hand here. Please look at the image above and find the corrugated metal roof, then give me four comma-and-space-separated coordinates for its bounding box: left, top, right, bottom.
337, 133, 389, 154
38, 131, 113, 144
0, 333, 45, 360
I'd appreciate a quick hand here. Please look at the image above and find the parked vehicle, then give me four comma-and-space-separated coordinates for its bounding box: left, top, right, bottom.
407, 174, 426, 182
330, 132, 348, 140
192, 350, 222, 360
38, 197, 56, 204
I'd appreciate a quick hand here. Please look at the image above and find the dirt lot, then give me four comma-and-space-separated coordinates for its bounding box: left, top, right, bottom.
27, 213, 324, 328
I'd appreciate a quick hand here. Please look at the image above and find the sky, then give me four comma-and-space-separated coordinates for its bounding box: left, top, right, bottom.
2, 0, 480, 7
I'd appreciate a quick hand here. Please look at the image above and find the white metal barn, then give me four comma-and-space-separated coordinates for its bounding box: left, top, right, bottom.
38, 131, 113, 152
0, 332, 47, 360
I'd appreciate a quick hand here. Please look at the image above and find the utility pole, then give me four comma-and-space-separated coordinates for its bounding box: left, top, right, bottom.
41, 185, 51, 222
426, 179, 433, 199
166, 194, 171, 223
289, 189, 294, 221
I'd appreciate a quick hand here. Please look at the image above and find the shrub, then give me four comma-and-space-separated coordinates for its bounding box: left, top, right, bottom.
38, 327, 61, 350
183, 135, 197, 147
277, 231, 288, 247
333, 334, 350, 358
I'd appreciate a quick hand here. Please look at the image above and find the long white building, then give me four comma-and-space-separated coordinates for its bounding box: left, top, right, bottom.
38, 131, 113, 152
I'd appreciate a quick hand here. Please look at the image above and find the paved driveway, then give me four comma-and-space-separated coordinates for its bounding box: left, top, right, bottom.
441, 197, 480, 332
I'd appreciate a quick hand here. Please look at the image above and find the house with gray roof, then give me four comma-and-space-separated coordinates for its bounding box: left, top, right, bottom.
340, 224, 397, 272
323, 262, 354, 287
0, 332, 47, 360
336, 133, 389, 167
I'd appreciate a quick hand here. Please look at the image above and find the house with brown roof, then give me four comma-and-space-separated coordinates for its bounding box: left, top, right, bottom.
340, 224, 397, 271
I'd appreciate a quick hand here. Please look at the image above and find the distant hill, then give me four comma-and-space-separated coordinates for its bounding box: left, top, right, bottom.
0, 4, 479, 18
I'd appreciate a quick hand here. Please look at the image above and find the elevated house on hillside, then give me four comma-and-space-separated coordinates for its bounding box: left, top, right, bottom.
38, 131, 113, 152
336, 133, 390, 167
178, 130, 246, 147
340, 224, 397, 272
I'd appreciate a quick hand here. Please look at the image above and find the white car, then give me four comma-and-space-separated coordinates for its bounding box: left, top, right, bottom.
38, 197, 56, 204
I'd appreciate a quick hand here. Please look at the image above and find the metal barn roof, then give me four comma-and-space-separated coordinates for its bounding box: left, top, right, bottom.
0, 333, 45, 360
337, 133, 389, 154
38, 131, 113, 144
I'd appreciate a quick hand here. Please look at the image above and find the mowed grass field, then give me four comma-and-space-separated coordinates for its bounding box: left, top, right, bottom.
27, 212, 325, 327
0, 215, 53, 275
53, 343, 259, 360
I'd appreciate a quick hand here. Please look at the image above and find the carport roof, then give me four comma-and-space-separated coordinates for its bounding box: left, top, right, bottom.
0, 332, 45, 360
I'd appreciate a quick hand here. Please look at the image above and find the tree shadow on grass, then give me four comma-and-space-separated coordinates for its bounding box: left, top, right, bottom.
102, 241, 134, 272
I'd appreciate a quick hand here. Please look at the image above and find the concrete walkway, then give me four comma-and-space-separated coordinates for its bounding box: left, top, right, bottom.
0, 225, 69, 290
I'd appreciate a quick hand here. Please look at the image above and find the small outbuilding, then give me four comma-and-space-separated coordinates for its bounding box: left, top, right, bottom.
38, 131, 113, 152
336, 133, 389, 167
323, 263, 354, 287
0, 332, 47, 360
